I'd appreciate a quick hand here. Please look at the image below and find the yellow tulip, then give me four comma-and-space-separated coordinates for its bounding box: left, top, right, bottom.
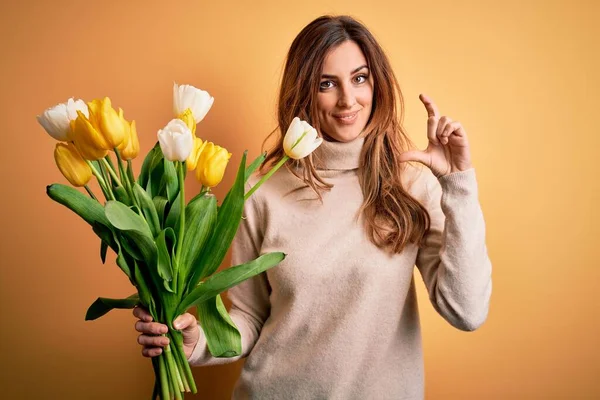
186, 136, 205, 171
177, 108, 196, 135
86, 99, 102, 128
116, 108, 130, 149
195, 142, 231, 187
92, 97, 126, 149
70, 112, 108, 160
54, 142, 92, 187
120, 120, 140, 160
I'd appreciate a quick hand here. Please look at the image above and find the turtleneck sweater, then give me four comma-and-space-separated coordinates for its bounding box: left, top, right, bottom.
188, 136, 493, 400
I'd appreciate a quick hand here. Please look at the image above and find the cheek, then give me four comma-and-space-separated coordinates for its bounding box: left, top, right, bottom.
358, 87, 374, 106
316, 96, 334, 116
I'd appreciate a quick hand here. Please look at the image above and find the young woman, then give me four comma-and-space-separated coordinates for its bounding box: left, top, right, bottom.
134, 14, 492, 399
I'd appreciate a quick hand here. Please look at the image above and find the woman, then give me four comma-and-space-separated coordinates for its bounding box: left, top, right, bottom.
134, 14, 492, 399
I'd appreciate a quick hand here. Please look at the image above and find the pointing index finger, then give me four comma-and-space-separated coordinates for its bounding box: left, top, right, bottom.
419, 93, 439, 118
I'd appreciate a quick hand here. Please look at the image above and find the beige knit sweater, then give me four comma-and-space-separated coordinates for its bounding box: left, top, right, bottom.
188, 136, 492, 399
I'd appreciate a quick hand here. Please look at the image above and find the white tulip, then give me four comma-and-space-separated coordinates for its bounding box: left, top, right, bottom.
283, 117, 323, 159
65, 98, 89, 121
37, 98, 89, 141
157, 118, 194, 162
173, 83, 214, 123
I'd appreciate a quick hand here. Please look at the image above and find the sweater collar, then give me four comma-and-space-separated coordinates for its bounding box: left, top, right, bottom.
312, 136, 365, 170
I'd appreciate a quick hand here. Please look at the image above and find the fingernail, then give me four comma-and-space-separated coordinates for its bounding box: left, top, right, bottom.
161, 326, 168, 334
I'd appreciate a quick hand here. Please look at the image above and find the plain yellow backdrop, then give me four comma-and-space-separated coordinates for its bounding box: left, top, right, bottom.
1, 0, 598, 399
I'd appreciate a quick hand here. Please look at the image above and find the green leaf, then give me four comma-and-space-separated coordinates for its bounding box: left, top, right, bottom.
116, 246, 133, 280
119, 232, 143, 261
138, 143, 160, 189
92, 222, 117, 253
245, 151, 266, 183
133, 260, 153, 309
197, 294, 242, 357
105, 202, 159, 287
126, 230, 159, 274
177, 251, 285, 316
145, 172, 154, 199
179, 194, 217, 284
153, 196, 168, 227
186, 152, 247, 290
113, 185, 131, 206
133, 183, 161, 238
165, 192, 181, 232
149, 156, 165, 199
156, 228, 174, 282
47, 184, 109, 227
85, 293, 139, 320
163, 159, 178, 203
105, 201, 153, 238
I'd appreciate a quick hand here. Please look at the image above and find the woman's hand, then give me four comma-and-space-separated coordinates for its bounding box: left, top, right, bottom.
133, 306, 201, 360
399, 93, 473, 177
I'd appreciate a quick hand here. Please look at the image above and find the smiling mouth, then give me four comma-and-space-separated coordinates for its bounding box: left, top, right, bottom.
333, 111, 358, 119
332, 111, 359, 124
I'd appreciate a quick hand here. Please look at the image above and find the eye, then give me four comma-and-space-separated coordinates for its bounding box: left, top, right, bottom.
355, 74, 368, 84
319, 80, 334, 90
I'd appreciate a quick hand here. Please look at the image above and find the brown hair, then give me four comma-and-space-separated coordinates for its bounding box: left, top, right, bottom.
258, 15, 431, 254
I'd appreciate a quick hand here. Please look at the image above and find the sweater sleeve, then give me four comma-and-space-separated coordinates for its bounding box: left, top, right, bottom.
415, 167, 492, 331
188, 181, 271, 366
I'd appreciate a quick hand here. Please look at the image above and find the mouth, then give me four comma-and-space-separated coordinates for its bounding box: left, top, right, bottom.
332, 111, 359, 124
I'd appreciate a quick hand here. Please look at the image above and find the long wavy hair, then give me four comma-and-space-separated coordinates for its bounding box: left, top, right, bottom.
258, 15, 431, 255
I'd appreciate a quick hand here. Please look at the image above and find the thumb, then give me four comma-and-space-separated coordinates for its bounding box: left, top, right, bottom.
173, 313, 199, 337
399, 150, 430, 166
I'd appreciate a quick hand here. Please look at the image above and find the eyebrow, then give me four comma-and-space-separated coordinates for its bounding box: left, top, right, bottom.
321, 65, 369, 79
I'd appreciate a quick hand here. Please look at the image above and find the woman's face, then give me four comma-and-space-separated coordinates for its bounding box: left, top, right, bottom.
316, 40, 374, 143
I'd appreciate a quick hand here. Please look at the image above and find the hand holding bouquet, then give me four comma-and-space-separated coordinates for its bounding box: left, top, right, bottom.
37, 84, 322, 399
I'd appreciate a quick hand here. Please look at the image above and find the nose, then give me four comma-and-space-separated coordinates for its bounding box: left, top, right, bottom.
337, 82, 357, 108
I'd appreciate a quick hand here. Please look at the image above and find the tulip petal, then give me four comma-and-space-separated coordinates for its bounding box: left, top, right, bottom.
66, 98, 89, 120
54, 142, 92, 186
173, 83, 214, 123
37, 102, 70, 141
172, 129, 193, 162
283, 117, 301, 153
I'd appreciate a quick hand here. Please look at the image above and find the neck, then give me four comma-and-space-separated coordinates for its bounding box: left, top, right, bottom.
311, 136, 365, 170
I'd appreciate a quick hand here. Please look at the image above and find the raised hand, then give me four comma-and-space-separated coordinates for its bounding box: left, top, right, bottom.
399, 94, 473, 177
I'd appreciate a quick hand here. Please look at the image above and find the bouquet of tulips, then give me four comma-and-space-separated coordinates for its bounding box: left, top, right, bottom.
37, 83, 323, 399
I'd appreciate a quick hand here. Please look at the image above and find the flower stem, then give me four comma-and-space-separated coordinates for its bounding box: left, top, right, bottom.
151, 357, 160, 399
84, 185, 98, 201
86, 161, 114, 201
114, 149, 128, 188
175, 162, 185, 291
170, 330, 197, 393
99, 161, 117, 201
115, 148, 140, 209
245, 155, 289, 200
127, 160, 136, 184
174, 349, 190, 392
158, 353, 170, 400
104, 154, 118, 179
165, 344, 184, 398
101, 157, 123, 188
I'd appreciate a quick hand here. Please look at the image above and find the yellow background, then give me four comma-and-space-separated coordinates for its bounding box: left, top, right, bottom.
1, 0, 598, 398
